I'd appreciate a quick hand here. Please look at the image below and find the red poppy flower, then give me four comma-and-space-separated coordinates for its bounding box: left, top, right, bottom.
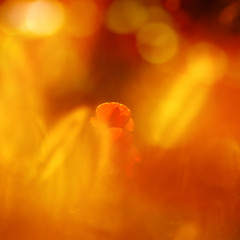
91, 102, 140, 177
95, 102, 134, 131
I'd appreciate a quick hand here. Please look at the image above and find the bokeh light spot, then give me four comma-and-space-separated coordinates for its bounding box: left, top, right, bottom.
106, 0, 148, 34
0, 0, 65, 37
146, 6, 173, 24
137, 22, 178, 64
24, 0, 65, 37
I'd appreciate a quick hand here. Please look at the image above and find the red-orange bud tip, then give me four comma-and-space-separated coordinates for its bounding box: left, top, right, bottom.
96, 102, 132, 129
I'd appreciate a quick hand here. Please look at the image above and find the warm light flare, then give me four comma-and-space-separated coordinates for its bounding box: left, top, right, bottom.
148, 43, 228, 148
187, 42, 228, 84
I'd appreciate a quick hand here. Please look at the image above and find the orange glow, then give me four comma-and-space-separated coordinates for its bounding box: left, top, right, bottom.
0, 1, 240, 239
65, 0, 100, 38
193, 139, 240, 189
174, 222, 199, 240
